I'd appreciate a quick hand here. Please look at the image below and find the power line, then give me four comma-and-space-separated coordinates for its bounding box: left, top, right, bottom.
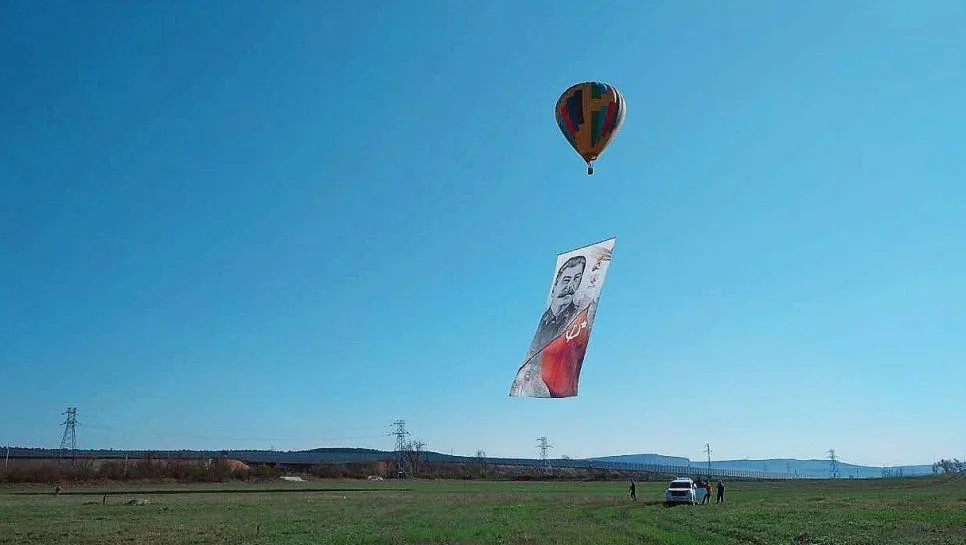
391, 420, 408, 452
536, 436, 552, 471
390, 420, 409, 477
705, 443, 712, 475
59, 407, 78, 465
827, 449, 839, 479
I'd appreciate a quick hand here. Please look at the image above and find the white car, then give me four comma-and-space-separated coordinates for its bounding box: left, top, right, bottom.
664, 477, 698, 505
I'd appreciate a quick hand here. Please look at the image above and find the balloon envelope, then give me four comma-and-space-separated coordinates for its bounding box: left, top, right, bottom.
555, 82, 626, 169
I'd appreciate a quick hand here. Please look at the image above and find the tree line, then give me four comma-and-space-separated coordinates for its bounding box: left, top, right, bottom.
931, 458, 965, 474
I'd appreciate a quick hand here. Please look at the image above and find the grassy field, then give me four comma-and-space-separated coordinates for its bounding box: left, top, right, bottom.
2, 476, 965, 544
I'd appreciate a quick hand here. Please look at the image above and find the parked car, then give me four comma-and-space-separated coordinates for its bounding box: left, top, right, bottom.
664, 477, 698, 505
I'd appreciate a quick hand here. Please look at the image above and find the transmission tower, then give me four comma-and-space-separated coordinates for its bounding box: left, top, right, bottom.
59, 407, 78, 464
390, 419, 409, 477
536, 436, 552, 470
476, 449, 488, 478
827, 449, 839, 479
705, 443, 712, 475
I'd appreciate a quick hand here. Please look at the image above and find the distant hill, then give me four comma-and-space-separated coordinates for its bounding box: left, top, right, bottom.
586, 453, 691, 467
303, 447, 384, 454
590, 454, 933, 479
4, 446, 934, 479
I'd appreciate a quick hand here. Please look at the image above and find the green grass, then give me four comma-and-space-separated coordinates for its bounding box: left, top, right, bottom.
2, 476, 965, 544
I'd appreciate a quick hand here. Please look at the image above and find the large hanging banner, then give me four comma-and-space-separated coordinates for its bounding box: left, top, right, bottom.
509, 237, 616, 398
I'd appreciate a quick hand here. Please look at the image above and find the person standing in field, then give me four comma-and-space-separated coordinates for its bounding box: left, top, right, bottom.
716, 480, 725, 504
702, 480, 712, 504
628, 480, 637, 501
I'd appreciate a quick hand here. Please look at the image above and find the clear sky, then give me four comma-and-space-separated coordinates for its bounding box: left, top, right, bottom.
2, 1, 964, 467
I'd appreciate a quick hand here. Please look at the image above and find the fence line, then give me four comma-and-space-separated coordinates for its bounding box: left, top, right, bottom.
4, 448, 811, 480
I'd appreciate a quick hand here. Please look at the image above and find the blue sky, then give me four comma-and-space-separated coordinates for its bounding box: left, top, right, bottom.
1, 1, 964, 467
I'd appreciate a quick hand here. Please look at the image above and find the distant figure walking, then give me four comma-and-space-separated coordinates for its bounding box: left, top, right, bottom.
54, 485, 61, 496
716, 480, 725, 504
628, 480, 637, 501
702, 480, 712, 504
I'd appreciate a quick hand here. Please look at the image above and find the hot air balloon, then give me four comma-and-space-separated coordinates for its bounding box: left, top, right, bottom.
555, 82, 626, 175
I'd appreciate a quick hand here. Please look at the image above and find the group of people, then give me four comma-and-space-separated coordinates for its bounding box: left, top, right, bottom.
695, 479, 726, 504
626, 479, 726, 504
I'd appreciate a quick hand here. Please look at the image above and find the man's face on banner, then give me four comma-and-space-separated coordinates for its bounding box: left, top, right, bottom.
550, 258, 585, 316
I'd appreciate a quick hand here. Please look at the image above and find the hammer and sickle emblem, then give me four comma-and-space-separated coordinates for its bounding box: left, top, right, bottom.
565, 320, 588, 341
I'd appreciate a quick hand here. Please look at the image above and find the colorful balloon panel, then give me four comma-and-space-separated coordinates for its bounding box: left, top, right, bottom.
555, 82, 626, 167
